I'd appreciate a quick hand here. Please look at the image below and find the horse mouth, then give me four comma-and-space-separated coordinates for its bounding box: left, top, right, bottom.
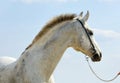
91, 53, 102, 62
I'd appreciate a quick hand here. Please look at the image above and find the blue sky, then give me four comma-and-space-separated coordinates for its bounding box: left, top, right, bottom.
0, 0, 120, 83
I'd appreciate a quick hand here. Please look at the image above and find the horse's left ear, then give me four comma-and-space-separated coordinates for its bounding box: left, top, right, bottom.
74, 11, 83, 20
83, 11, 89, 22
79, 11, 83, 17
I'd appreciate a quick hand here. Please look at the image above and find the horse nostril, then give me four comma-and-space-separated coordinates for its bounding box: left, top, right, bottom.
91, 53, 101, 62
93, 54, 99, 59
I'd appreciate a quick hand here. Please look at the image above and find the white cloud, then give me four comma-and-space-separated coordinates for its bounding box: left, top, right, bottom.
97, 0, 119, 3
93, 28, 120, 39
56, 0, 78, 2
12, 0, 78, 4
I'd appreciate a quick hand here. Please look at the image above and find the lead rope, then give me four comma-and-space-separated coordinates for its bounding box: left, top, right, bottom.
85, 56, 120, 82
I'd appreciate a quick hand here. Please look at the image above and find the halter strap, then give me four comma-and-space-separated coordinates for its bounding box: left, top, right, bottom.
77, 18, 120, 81
85, 57, 120, 82
76, 19, 96, 54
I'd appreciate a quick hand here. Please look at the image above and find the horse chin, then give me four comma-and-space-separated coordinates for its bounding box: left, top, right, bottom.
91, 58, 101, 62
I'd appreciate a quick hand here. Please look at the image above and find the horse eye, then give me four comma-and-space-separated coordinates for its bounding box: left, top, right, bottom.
89, 31, 93, 35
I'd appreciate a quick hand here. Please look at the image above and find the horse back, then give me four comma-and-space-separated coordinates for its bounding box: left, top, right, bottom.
0, 57, 16, 83
0, 56, 16, 67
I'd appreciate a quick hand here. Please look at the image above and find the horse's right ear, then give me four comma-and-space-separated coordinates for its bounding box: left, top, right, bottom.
83, 11, 89, 22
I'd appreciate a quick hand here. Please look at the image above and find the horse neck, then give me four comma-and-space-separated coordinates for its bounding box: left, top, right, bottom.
17, 21, 76, 82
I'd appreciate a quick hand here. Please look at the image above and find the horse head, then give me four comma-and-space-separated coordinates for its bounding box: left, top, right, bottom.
73, 11, 102, 62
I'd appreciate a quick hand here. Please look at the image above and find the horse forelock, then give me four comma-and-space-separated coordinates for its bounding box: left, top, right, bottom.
25, 14, 76, 50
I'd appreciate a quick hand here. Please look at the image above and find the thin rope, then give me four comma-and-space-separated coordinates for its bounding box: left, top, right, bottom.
85, 57, 120, 82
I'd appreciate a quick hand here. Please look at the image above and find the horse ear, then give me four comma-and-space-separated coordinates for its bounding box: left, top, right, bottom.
83, 11, 89, 22
74, 11, 83, 20
79, 11, 83, 17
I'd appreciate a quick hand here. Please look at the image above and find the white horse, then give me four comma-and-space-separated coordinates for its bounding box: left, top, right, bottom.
0, 11, 102, 83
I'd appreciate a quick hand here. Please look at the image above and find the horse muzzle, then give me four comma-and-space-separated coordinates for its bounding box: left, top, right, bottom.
91, 52, 102, 62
